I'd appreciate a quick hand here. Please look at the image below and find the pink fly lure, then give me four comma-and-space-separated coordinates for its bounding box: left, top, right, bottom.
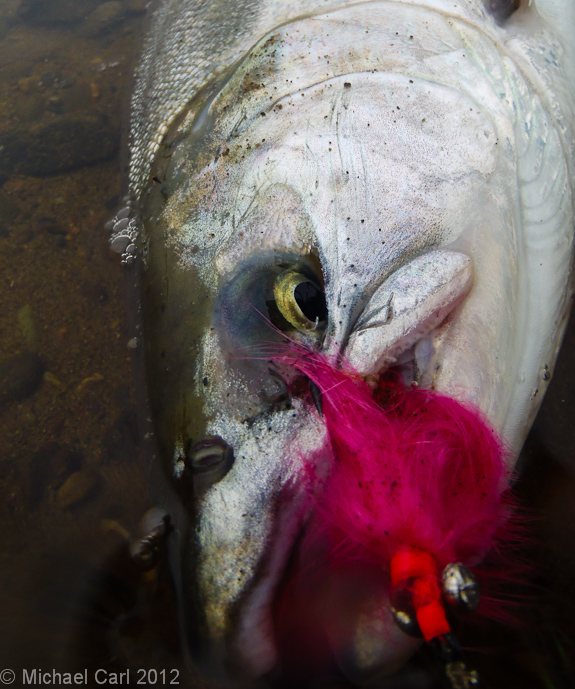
273, 344, 515, 645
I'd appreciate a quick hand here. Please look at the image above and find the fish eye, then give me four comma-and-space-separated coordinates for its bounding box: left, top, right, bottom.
273, 270, 328, 332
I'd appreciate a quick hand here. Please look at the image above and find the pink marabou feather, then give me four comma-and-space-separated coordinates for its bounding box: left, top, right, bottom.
273, 346, 513, 582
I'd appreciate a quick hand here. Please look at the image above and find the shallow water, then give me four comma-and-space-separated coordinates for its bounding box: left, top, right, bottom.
0, 0, 183, 683
0, 2, 574, 688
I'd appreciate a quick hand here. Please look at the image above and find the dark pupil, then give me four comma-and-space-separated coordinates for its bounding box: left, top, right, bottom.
294, 281, 327, 323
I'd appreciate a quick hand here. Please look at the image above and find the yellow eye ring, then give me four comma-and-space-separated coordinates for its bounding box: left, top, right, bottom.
273, 270, 324, 332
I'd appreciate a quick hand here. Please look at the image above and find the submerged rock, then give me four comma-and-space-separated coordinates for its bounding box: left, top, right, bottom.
22, 442, 83, 507
0, 0, 22, 38
57, 470, 98, 509
17, 0, 102, 26
125, 0, 147, 15
0, 351, 44, 406
36, 216, 67, 236
80, 2, 125, 37
0, 113, 119, 177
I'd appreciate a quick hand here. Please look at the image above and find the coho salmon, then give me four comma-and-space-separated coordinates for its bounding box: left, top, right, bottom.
109, 0, 575, 685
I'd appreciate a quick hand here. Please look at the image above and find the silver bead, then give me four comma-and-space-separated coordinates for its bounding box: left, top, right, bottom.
441, 563, 480, 612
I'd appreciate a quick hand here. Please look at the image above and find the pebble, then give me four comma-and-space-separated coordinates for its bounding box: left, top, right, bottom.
57, 470, 97, 509
43, 371, 64, 388
17, 0, 101, 25
46, 95, 64, 115
13, 224, 35, 245
140, 507, 169, 537
22, 442, 83, 507
80, 1, 125, 38
0, 351, 44, 406
36, 216, 67, 236
17, 304, 40, 350
113, 217, 130, 232
126, 0, 147, 15
38, 71, 63, 88
0, 113, 119, 177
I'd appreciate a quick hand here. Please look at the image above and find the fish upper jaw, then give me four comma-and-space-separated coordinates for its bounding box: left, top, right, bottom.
328, 249, 474, 378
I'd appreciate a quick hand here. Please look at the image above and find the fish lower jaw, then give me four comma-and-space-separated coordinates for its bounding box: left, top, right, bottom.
267, 560, 423, 686
219, 599, 420, 686
197, 516, 421, 685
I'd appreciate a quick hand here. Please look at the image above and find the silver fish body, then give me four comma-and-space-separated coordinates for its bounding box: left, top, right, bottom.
122, 0, 575, 685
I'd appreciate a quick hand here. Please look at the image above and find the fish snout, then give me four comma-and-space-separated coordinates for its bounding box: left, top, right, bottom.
322, 250, 473, 386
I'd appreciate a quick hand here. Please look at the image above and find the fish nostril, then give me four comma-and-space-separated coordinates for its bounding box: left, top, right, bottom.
186, 435, 235, 494
484, 0, 522, 23
345, 250, 473, 378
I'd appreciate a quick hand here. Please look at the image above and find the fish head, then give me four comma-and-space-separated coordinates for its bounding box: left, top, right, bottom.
132, 1, 575, 685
